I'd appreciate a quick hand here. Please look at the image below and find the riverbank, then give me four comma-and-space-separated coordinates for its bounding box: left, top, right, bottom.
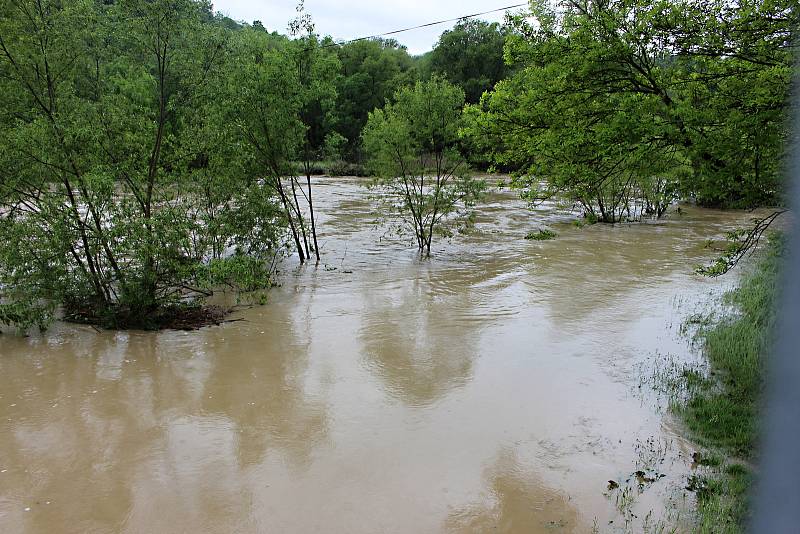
678, 237, 782, 532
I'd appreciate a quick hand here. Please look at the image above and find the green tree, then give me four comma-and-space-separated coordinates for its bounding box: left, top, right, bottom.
215, 28, 310, 264
428, 19, 509, 104
464, 0, 794, 221
363, 77, 485, 256
0, 0, 284, 330
335, 38, 418, 160
288, 0, 342, 262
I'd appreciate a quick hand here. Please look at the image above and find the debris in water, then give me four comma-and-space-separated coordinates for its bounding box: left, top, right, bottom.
686, 475, 708, 493
608, 480, 620, 490
635, 471, 657, 485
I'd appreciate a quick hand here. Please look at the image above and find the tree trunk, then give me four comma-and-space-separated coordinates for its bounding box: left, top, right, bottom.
307, 172, 321, 262
276, 179, 306, 264
290, 177, 311, 259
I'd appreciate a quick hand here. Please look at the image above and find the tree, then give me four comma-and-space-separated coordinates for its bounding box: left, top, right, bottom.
216, 28, 309, 265
288, 1, 341, 263
363, 77, 485, 256
335, 38, 418, 160
428, 19, 509, 104
0, 0, 284, 330
464, 0, 794, 222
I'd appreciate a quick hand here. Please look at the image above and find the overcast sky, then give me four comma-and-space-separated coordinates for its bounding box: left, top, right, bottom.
210, 1, 525, 55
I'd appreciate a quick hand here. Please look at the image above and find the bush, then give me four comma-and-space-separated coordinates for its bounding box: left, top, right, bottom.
525, 229, 558, 241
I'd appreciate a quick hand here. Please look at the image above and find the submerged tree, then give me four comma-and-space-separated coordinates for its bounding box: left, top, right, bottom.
0, 0, 284, 330
464, 0, 794, 222
217, 28, 309, 264
363, 77, 486, 256
288, 0, 341, 263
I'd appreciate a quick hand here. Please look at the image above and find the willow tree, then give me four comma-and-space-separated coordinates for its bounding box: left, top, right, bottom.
363, 77, 485, 256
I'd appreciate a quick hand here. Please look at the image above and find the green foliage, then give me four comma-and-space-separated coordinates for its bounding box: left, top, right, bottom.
690, 464, 752, 534
525, 229, 557, 241
464, 0, 793, 221
0, 0, 285, 331
428, 19, 509, 105
325, 161, 368, 177
363, 77, 486, 255
674, 238, 782, 531
335, 39, 419, 160
212, 28, 312, 263
684, 239, 781, 455
697, 211, 787, 276
289, 30, 342, 171
287, 4, 342, 262
197, 255, 276, 294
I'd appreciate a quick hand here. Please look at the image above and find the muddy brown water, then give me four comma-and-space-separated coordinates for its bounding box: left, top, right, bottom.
0, 177, 755, 533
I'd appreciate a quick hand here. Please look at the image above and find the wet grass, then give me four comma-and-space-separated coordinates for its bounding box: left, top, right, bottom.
677, 236, 783, 532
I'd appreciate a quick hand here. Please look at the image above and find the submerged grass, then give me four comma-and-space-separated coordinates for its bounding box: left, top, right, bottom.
677, 236, 783, 532
525, 229, 558, 241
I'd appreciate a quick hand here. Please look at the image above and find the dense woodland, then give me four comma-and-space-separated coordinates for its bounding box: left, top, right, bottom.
0, 0, 795, 330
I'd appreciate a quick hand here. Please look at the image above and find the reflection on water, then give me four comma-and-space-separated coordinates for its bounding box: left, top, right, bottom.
360, 272, 482, 407
0, 177, 754, 533
447, 449, 578, 533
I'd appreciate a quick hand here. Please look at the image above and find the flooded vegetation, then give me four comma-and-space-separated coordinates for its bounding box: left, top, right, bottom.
1, 0, 793, 531
0, 178, 761, 532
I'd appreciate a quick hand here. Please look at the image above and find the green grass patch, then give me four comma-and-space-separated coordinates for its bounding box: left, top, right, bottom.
675, 236, 783, 532
694, 463, 753, 534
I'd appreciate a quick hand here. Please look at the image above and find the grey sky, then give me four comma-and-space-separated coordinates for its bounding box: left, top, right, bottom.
210, 1, 525, 55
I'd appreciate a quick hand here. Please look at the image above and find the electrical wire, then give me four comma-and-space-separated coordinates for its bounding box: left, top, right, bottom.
314, 3, 528, 49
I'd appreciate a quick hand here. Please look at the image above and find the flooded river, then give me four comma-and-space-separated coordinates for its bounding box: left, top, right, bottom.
0, 177, 752, 533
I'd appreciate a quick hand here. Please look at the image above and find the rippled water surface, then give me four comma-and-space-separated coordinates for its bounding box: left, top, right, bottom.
0, 177, 754, 533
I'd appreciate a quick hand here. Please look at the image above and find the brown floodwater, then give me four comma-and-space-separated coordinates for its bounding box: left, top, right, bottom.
0, 177, 756, 533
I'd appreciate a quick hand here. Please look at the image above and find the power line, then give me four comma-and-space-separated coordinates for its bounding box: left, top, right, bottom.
316, 3, 528, 49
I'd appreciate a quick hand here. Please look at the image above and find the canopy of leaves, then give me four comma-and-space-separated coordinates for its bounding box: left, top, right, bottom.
335, 39, 419, 160
428, 19, 509, 104
464, 0, 795, 220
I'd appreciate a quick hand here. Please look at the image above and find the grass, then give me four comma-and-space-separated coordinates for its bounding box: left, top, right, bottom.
676, 236, 783, 532
694, 463, 752, 534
